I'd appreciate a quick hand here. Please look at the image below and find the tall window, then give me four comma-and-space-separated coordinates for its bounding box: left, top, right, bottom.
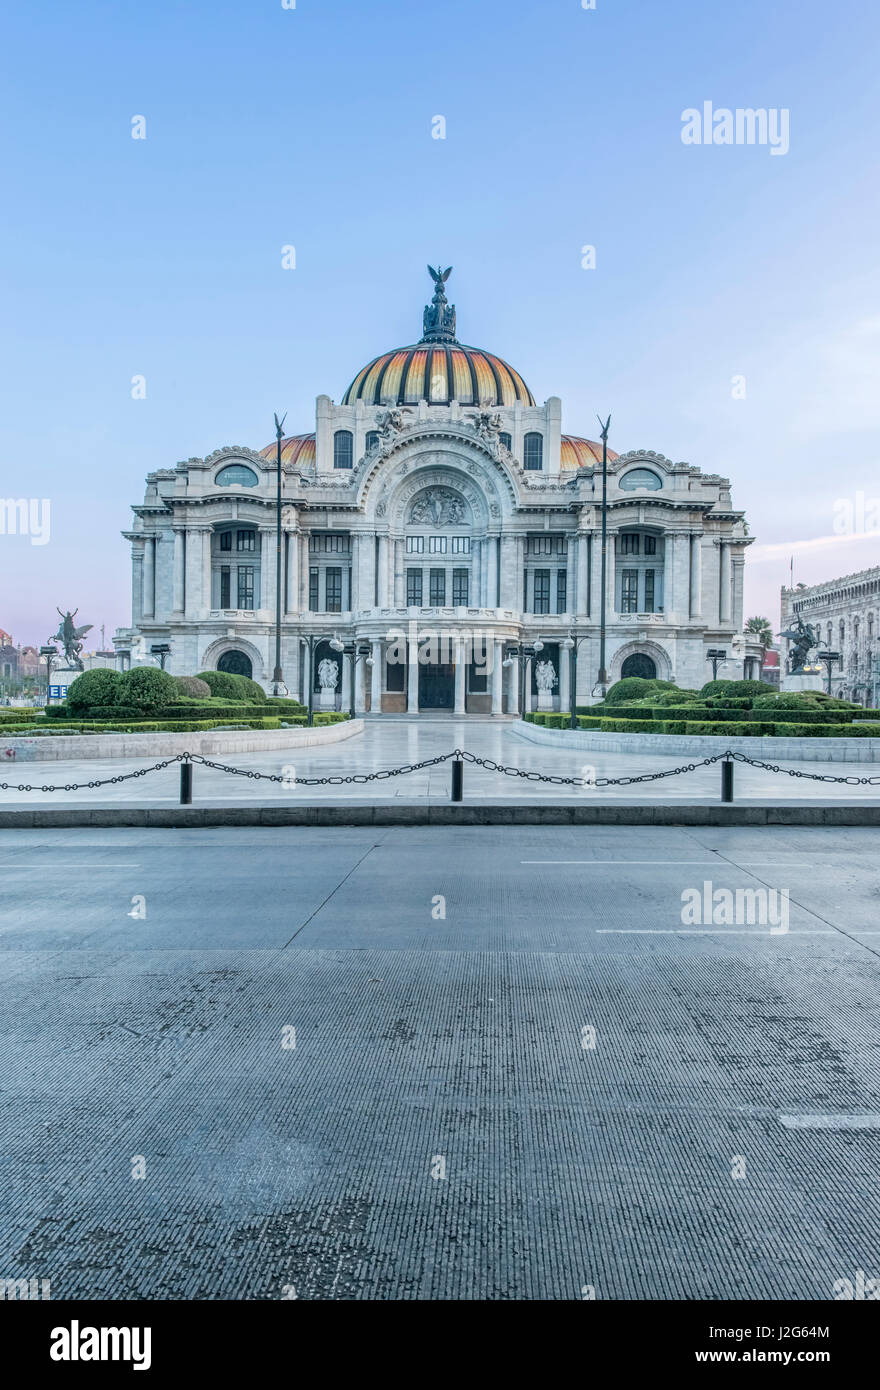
406, 536, 424, 554
644, 569, 655, 613
236, 529, 256, 552
365, 430, 379, 452
452, 568, 469, 605
220, 567, 231, 608
644, 535, 657, 555
325, 567, 343, 613
220, 531, 232, 552
429, 536, 447, 553
429, 568, 446, 605
533, 569, 550, 614
333, 429, 353, 469
237, 566, 255, 610
620, 533, 640, 555
451, 536, 470, 554
621, 569, 638, 613
556, 569, 567, 614
407, 568, 423, 605
499, 432, 512, 450
523, 433, 543, 471
309, 568, 319, 611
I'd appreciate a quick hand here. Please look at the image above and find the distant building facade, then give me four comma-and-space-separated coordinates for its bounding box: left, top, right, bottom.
115, 270, 759, 711
781, 565, 880, 705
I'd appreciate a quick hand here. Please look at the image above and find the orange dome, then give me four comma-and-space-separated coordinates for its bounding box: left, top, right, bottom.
342, 343, 534, 408
258, 434, 315, 466
560, 436, 620, 470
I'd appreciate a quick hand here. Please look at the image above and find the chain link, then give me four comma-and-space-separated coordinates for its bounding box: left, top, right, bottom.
2, 747, 880, 793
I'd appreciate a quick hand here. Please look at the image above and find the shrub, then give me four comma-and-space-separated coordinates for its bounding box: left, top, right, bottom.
196, 670, 266, 703
117, 666, 178, 712
576, 716, 602, 729
174, 675, 211, 698
87, 704, 141, 720
66, 668, 123, 714
699, 678, 776, 699
605, 677, 676, 705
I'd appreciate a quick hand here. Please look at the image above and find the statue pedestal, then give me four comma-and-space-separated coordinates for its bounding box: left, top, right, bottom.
318, 688, 338, 711
537, 691, 555, 712
781, 672, 825, 694
49, 666, 82, 703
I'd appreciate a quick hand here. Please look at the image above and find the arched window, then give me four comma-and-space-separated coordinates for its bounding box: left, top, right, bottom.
215, 463, 258, 488
334, 430, 353, 469
217, 650, 253, 678
523, 432, 543, 471
620, 468, 662, 491
621, 653, 657, 679
365, 431, 380, 453
499, 431, 512, 450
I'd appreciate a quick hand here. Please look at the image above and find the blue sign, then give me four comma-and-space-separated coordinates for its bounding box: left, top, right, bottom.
48, 685, 67, 698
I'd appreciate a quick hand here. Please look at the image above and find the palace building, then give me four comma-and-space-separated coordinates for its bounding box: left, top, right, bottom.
114, 268, 759, 712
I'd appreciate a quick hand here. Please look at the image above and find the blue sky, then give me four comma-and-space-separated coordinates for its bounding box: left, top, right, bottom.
2, 0, 879, 645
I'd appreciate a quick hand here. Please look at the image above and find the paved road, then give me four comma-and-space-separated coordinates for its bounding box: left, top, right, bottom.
1, 823, 878, 1298
1, 718, 878, 804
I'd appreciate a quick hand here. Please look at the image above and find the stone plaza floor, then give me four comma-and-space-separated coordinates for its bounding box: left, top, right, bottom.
1, 718, 878, 806
0, 816, 879, 1298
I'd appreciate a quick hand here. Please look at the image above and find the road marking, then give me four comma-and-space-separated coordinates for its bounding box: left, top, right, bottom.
780, 1114, 880, 1130
522, 860, 813, 867
594, 929, 835, 935
0, 864, 142, 869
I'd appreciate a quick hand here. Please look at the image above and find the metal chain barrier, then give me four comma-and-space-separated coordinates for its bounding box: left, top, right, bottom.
2, 747, 880, 793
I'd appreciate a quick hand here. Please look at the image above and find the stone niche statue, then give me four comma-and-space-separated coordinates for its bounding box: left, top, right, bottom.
535, 658, 558, 711
317, 656, 340, 710
408, 486, 470, 526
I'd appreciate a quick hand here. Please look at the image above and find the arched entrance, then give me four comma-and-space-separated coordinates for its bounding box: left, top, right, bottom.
217, 649, 253, 678
620, 653, 656, 680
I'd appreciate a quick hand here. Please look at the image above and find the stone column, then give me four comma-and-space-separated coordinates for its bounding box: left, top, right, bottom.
491, 638, 503, 714
203, 529, 213, 613
565, 538, 576, 616
358, 533, 375, 611
260, 529, 275, 613
354, 650, 366, 714
486, 537, 498, 609
131, 540, 144, 624
719, 542, 732, 623
286, 531, 298, 613
370, 640, 382, 713
731, 551, 745, 631
577, 532, 590, 616
142, 537, 155, 618
393, 539, 405, 606
689, 533, 702, 618
341, 652, 351, 714
524, 657, 533, 713
377, 536, 389, 608
407, 635, 419, 713
559, 644, 570, 714
301, 645, 310, 704
454, 636, 466, 714
663, 533, 675, 618
300, 533, 310, 610
172, 528, 185, 613
499, 534, 518, 609
606, 534, 616, 618
185, 530, 203, 617
472, 539, 482, 608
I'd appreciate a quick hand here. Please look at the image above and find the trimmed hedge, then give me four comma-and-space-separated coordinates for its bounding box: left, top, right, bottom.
196, 671, 267, 703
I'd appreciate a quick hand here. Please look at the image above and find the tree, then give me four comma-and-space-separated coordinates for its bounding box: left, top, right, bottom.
745, 616, 774, 668
66, 667, 122, 715
117, 666, 178, 712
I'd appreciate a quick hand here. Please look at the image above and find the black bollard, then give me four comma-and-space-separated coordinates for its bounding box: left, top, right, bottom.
721, 759, 734, 804
451, 759, 463, 802
180, 761, 193, 805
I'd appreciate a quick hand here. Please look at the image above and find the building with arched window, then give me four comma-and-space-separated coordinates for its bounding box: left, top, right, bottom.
781, 567, 880, 706
114, 269, 758, 710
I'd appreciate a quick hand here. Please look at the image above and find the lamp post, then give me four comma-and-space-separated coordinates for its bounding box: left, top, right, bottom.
706, 647, 728, 682
271, 412, 288, 697
596, 412, 612, 695
39, 645, 58, 705
562, 634, 590, 728
817, 650, 840, 696
150, 642, 171, 670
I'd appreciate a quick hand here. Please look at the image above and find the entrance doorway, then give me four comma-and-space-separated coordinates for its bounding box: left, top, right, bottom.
217, 650, 253, 678
620, 653, 657, 679
418, 661, 454, 709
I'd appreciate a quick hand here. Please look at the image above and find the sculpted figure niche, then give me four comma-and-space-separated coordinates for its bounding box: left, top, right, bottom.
408, 487, 470, 526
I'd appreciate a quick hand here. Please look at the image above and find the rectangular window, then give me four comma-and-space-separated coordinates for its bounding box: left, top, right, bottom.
530, 536, 552, 555
452, 568, 469, 605
533, 569, 550, 614
621, 569, 638, 613
644, 569, 655, 613
469, 661, 488, 693
451, 536, 470, 554
220, 531, 232, 552
406, 568, 423, 605
429, 536, 447, 554
499, 431, 512, 450
236, 529, 256, 552
644, 535, 656, 555
406, 536, 424, 554
309, 567, 319, 611
556, 569, 567, 614
220, 567, 231, 608
620, 533, 640, 556
429, 568, 446, 605
554, 536, 567, 555
325, 566, 342, 613
386, 656, 405, 692
237, 566, 255, 610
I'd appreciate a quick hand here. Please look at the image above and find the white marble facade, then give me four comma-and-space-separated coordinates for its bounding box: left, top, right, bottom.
781, 568, 880, 706
114, 272, 759, 712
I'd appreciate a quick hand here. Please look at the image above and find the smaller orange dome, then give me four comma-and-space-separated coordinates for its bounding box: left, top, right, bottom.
560, 436, 620, 470
258, 434, 315, 466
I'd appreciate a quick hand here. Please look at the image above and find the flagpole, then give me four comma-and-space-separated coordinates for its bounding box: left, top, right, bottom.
597, 413, 612, 694
272, 412, 287, 696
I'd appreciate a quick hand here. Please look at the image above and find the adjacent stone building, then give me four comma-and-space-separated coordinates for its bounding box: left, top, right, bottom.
781, 566, 880, 705
114, 269, 759, 712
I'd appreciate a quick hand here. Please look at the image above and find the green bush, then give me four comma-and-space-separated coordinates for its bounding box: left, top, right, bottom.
699, 678, 776, 699
605, 677, 676, 705
174, 675, 212, 698
118, 666, 178, 712
576, 716, 602, 729
312, 712, 350, 725
196, 670, 266, 703
66, 668, 123, 714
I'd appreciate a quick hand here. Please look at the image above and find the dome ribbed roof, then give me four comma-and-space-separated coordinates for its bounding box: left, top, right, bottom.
560, 436, 619, 470
258, 433, 315, 466
343, 343, 534, 408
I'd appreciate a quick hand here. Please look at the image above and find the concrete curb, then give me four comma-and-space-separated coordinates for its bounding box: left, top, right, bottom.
2, 801, 880, 827
513, 720, 880, 762
0, 718, 364, 762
